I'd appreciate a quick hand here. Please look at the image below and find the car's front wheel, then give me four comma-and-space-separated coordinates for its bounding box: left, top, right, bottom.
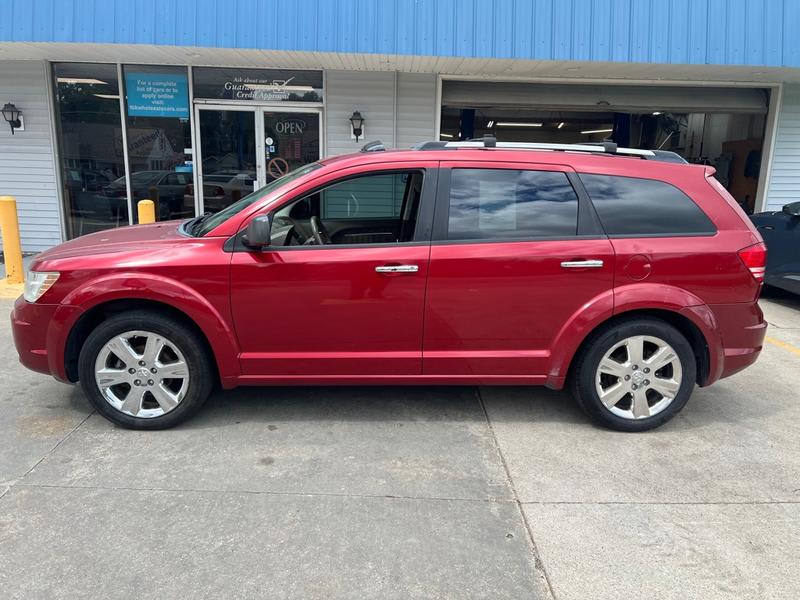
78, 310, 213, 429
570, 317, 697, 432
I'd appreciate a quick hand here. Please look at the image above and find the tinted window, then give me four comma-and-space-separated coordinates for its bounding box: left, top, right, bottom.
321, 173, 407, 220
580, 174, 716, 236
447, 169, 578, 240
271, 171, 424, 245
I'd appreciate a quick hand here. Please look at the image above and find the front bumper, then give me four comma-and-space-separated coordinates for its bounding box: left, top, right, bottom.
10, 296, 81, 382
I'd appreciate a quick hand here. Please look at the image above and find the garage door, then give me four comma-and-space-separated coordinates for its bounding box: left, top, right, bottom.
442, 81, 769, 114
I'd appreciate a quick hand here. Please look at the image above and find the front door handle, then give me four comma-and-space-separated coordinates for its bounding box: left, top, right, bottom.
375, 265, 419, 273
560, 259, 604, 269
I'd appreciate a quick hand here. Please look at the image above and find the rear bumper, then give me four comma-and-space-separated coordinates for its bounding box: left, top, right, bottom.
10, 296, 81, 382
706, 301, 767, 384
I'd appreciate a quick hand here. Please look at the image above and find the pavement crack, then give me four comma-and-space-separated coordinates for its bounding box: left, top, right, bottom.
476, 387, 558, 600
12, 481, 517, 505
13, 410, 95, 487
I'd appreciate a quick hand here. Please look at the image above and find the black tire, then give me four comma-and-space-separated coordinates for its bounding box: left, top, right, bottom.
569, 317, 697, 432
78, 310, 214, 429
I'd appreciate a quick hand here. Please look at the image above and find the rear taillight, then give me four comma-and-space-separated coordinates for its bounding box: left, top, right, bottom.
738, 242, 767, 283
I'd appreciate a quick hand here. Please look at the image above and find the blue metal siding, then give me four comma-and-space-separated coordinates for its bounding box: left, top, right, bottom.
2, 0, 799, 67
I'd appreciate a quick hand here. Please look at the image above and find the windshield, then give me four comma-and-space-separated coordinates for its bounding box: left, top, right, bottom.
194, 162, 322, 236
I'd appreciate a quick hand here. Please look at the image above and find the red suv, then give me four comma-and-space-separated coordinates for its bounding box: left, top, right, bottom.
11, 139, 767, 431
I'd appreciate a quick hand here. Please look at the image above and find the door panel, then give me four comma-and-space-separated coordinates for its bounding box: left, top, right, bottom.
231, 245, 430, 376
423, 239, 614, 375
423, 162, 614, 377
324, 218, 401, 244
229, 164, 437, 378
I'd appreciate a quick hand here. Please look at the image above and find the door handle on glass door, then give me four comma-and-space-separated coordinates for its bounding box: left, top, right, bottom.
375, 265, 419, 273
560, 259, 604, 269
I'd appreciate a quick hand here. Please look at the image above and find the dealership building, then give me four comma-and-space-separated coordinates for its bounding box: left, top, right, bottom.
1, 0, 799, 252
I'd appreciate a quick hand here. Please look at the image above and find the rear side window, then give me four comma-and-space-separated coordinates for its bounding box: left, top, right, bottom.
579, 173, 716, 236
447, 168, 578, 240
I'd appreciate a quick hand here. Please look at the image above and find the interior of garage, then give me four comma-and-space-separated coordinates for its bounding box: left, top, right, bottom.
439, 81, 769, 213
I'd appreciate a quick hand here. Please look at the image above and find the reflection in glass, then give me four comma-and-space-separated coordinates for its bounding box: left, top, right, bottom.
448, 169, 579, 240
197, 110, 257, 213
579, 174, 716, 236
263, 112, 320, 185
54, 63, 129, 238
123, 65, 193, 222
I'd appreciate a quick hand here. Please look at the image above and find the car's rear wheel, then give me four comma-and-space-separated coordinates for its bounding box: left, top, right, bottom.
570, 317, 697, 432
78, 311, 213, 429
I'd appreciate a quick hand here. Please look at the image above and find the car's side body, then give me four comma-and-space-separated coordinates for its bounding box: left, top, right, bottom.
12, 147, 766, 403
751, 202, 800, 295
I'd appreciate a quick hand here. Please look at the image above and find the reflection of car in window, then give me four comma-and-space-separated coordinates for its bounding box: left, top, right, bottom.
98, 170, 195, 220
184, 172, 257, 214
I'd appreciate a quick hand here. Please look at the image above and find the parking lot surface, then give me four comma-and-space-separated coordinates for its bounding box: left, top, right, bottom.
1, 291, 799, 599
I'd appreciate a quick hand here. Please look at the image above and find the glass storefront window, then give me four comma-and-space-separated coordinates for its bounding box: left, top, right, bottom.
54, 63, 129, 238
123, 65, 193, 222
197, 108, 257, 213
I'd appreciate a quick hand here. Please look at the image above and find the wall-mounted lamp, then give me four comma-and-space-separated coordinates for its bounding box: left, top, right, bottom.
2, 103, 23, 135
349, 110, 365, 141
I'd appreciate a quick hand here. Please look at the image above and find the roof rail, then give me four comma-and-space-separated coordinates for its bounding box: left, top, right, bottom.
413, 141, 448, 150
360, 140, 386, 152
437, 136, 655, 158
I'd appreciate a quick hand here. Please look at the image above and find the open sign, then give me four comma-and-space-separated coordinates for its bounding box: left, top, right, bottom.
274, 119, 306, 135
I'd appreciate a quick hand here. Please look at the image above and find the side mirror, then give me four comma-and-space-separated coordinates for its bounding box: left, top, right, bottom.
242, 214, 273, 249
782, 201, 800, 217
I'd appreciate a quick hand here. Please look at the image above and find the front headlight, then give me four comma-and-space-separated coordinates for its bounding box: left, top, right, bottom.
23, 271, 60, 303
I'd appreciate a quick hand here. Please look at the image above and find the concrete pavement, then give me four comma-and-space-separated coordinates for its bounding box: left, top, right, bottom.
0, 292, 798, 599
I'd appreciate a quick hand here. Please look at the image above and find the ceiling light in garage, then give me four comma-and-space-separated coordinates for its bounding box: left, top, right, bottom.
581, 128, 613, 134
56, 78, 108, 85
496, 122, 543, 127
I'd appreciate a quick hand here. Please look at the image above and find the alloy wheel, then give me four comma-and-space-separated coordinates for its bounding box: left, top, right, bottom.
594, 334, 683, 420
94, 330, 190, 418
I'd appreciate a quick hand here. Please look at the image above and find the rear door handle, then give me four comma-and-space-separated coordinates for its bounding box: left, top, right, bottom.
560, 259, 604, 269
375, 265, 419, 273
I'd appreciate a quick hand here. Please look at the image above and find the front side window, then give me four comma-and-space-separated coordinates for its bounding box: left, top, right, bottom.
579, 174, 716, 236
447, 168, 579, 240
271, 171, 424, 246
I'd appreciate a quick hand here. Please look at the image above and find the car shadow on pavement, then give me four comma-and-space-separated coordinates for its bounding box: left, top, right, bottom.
160, 382, 759, 433
761, 285, 800, 310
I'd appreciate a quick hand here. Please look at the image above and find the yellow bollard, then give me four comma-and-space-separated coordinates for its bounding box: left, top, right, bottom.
137, 199, 156, 224
0, 196, 24, 284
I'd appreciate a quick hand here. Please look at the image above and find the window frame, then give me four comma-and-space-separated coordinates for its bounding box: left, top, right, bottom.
577, 172, 718, 238
226, 166, 439, 252
431, 162, 605, 244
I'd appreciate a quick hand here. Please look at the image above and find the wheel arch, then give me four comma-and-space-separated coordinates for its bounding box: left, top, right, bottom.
63, 298, 230, 385
562, 308, 712, 389
57, 273, 241, 385
545, 283, 721, 390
